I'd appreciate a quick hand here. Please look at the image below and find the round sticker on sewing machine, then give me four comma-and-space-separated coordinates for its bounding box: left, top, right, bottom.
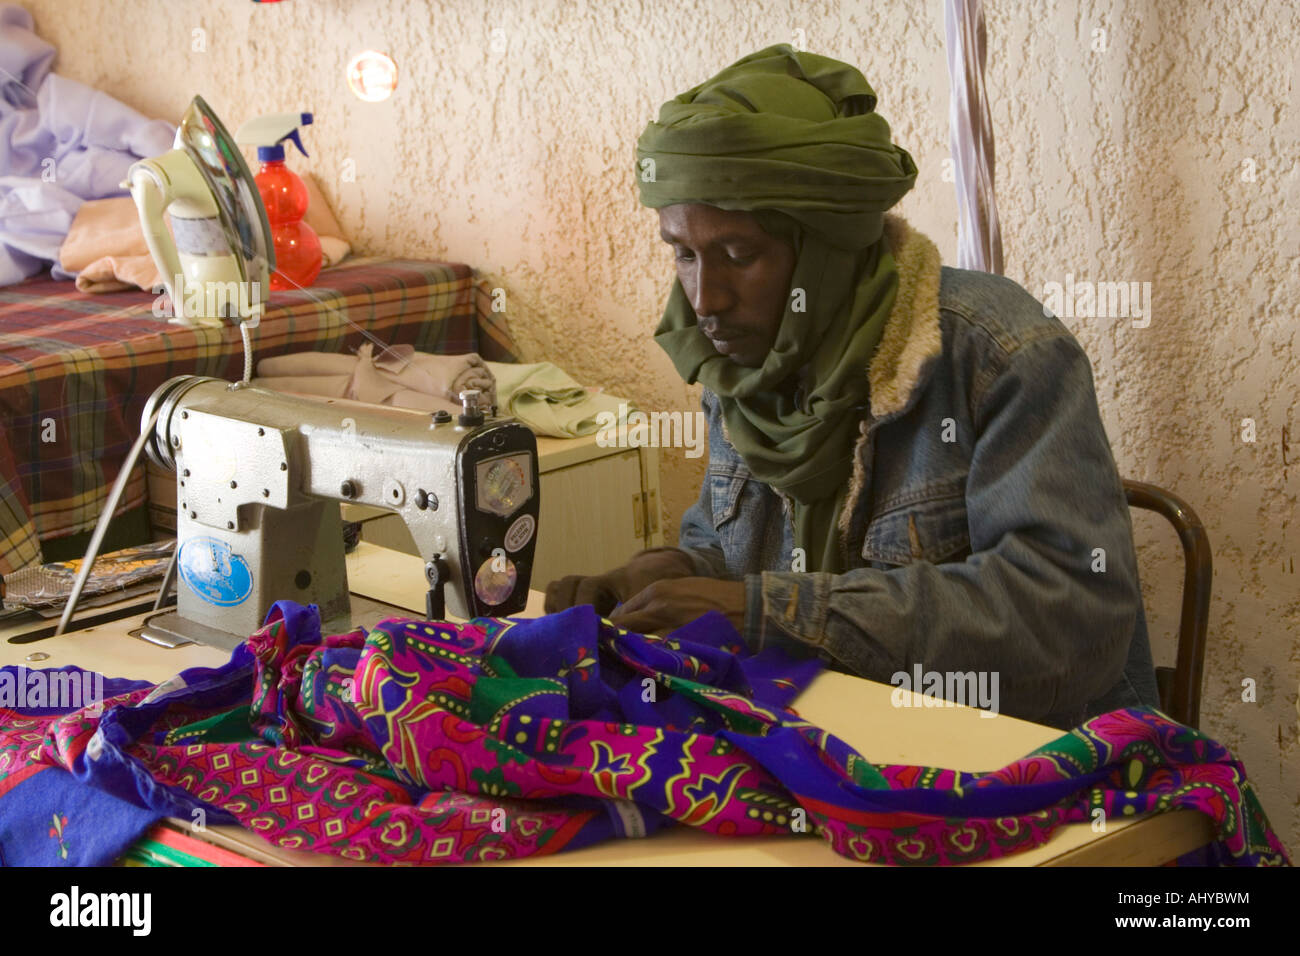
504, 514, 535, 553
476, 455, 531, 517
178, 536, 253, 606
474, 554, 517, 607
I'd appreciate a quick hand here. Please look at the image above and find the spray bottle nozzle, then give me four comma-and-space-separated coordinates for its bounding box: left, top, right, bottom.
281, 129, 309, 158
236, 111, 314, 161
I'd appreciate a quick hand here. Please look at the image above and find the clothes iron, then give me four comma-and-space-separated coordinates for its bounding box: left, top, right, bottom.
136, 377, 540, 651
126, 96, 273, 327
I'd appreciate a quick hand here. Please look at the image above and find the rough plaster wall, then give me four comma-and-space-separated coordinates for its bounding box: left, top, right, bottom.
22, 0, 1296, 856
984, 0, 1300, 861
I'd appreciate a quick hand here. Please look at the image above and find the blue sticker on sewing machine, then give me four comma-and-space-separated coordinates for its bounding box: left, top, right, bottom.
178, 536, 253, 606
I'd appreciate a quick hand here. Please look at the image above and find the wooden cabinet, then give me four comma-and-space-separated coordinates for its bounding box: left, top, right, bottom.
146, 430, 664, 589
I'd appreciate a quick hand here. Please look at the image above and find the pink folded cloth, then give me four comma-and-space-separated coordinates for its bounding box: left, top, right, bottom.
253, 344, 497, 415
56, 198, 158, 293
58, 173, 352, 293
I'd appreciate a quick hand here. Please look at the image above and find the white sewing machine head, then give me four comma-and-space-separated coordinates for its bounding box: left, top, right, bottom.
139, 375, 539, 650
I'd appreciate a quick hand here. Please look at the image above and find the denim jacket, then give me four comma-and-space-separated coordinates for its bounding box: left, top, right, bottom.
675, 254, 1161, 730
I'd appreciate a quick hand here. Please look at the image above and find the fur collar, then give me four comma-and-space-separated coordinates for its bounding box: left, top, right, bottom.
868, 214, 945, 420
836, 214, 944, 544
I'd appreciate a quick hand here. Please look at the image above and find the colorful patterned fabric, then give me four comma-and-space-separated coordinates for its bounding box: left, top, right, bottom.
0, 259, 518, 574
0, 603, 1290, 866
0, 670, 161, 865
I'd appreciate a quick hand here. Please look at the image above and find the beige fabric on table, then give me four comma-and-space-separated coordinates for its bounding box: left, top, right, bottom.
58, 172, 352, 293
257, 352, 633, 439
256, 350, 359, 377
254, 344, 496, 415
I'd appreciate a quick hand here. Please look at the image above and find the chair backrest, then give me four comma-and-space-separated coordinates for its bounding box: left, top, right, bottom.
1122, 479, 1212, 729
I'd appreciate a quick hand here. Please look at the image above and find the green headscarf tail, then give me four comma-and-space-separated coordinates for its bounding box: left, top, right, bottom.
636, 45, 918, 573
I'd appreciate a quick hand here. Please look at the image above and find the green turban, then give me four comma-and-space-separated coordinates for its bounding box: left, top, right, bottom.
636, 44, 918, 573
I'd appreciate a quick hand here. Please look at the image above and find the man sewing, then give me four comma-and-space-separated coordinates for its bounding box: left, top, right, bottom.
545, 44, 1161, 730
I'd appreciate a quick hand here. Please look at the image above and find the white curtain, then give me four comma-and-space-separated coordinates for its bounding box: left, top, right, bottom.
944, 0, 1004, 274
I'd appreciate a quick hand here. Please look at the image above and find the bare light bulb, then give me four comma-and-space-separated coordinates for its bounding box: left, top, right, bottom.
347, 50, 398, 102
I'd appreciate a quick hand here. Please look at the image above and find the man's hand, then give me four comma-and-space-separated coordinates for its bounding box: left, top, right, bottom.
544, 548, 697, 616
609, 577, 746, 635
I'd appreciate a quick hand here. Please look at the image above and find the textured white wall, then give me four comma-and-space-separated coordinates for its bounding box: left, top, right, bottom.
23, 0, 1297, 858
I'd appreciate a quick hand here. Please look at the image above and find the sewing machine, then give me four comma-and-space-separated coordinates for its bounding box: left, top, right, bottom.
135, 374, 539, 650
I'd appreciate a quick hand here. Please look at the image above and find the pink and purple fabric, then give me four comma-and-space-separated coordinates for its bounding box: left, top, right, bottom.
0, 601, 1289, 865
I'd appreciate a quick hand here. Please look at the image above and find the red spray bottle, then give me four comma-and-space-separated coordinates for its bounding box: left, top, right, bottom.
236, 111, 322, 291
